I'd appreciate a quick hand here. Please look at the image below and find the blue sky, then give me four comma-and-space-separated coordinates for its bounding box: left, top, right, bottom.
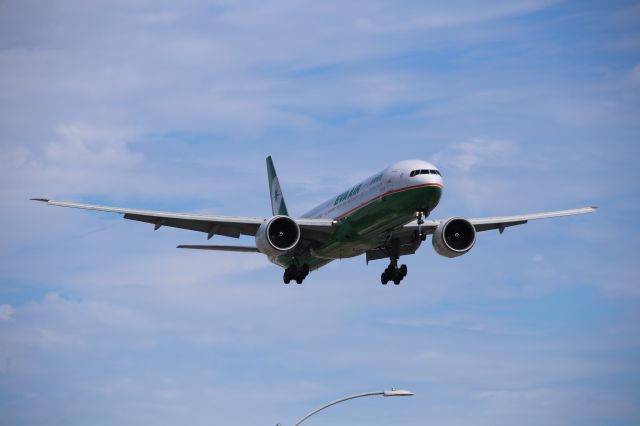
1, 0, 639, 425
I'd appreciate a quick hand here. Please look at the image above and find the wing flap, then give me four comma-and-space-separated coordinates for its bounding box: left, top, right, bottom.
366, 240, 422, 263
177, 245, 260, 252
473, 220, 527, 233
123, 213, 248, 238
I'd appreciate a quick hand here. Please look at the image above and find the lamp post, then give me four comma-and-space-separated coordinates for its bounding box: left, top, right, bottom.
284, 388, 414, 426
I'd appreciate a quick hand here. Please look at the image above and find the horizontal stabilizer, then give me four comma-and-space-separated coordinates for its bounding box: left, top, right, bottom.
176, 244, 260, 253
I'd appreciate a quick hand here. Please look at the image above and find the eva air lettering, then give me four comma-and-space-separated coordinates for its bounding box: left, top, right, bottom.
334, 183, 363, 206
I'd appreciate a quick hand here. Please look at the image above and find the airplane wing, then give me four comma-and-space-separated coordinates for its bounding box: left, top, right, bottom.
466, 206, 598, 232
31, 198, 335, 241
395, 206, 598, 238
365, 206, 598, 263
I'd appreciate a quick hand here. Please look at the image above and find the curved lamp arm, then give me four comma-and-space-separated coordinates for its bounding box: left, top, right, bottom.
293, 389, 414, 426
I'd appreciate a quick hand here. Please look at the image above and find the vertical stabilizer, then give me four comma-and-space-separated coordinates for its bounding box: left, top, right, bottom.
266, 156, 289, 216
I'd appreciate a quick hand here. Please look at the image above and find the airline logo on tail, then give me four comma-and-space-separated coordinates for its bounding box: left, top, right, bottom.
271, 176, 287, 215
266, 156, 289, 216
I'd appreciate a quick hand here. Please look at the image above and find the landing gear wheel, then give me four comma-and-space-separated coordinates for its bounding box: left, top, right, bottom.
381, 257, 408, 285
283, 264, 297, 284
284, 262, 310, 285
399, 264, 407, 278
380, 258, 408, 285
295, 263, 310, 284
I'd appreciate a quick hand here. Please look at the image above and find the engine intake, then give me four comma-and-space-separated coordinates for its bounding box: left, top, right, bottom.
255, 215, 301, 256
432, 217, 476, 258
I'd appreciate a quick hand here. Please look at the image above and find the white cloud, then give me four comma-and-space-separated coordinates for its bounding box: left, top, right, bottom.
432, 137, 517, 173
0, 304, 14, 321
351, 0, 560, 34
428, 138, 520, 210
384, 312, 514, 335
630, 64, 640, 84
46, 124, 142, 167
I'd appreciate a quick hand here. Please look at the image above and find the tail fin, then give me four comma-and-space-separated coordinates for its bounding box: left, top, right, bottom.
266, 156, 289, 216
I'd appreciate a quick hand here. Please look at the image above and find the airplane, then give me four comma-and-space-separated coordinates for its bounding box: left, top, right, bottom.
32, 157, 596, 285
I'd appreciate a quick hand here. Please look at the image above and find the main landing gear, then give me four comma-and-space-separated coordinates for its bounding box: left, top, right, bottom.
283, 263, 309, 284
381, 258, 407, 285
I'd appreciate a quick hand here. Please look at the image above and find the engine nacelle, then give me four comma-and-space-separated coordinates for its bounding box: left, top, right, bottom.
255, 215, 301, 256
432, 217, 476, 258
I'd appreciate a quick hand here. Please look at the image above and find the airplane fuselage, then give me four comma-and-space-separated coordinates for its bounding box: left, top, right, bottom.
273, 160, 443, 269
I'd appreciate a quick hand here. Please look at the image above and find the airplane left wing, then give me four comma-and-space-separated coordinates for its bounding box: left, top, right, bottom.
369, 206, 597, 263
466, 206, 597, 232
31, 198, 335, 240
395, 206, 597, 238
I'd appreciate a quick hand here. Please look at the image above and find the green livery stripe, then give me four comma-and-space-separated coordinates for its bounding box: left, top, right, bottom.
337, 182, 443, 220
274, 183, 443, 269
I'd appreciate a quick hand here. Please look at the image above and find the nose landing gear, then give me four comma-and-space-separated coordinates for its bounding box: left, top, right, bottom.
416, 210, 427, 241
380, 258, 407, 285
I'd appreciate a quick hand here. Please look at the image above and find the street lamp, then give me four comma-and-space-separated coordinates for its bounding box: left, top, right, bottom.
282, 388, 414, 426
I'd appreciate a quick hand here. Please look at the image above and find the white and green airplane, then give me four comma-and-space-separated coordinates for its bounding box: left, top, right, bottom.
32, 157, 596, 285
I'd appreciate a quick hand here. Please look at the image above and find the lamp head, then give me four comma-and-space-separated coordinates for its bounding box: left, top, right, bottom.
383, 389, 414, 397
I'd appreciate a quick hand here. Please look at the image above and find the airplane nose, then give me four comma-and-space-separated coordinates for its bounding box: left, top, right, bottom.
423, 172, 442, 185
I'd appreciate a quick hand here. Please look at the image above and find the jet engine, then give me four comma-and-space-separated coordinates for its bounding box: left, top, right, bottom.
432, 217, 476, 258
255, 215, 301, 256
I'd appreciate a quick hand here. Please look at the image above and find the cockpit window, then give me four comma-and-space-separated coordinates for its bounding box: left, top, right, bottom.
410, 169, 440, 177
